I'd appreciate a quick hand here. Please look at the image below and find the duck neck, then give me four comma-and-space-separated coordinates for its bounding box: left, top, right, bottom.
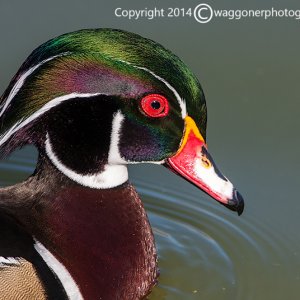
0, 154, 158, 300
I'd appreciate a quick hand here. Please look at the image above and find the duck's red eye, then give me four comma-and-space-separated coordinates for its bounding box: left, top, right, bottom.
140, 94, 169, 118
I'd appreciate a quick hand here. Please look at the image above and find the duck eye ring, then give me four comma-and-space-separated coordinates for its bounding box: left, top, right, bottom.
140, 94, 169, 118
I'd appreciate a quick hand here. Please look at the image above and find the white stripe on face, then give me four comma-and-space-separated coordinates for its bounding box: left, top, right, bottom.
0, 55, 187, 149
34, 240, 84, 300
0, 52, 70, 117
117, 60, 187, 119
108, 111, 165, 165
0, 92, 102, 147
45, 109, 163, 188
108, 111, 127, 165
134, 66, 187, 119
45, 132, 128, 189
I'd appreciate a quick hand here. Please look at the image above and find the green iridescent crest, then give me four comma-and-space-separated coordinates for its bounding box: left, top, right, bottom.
0, 29, 207, 154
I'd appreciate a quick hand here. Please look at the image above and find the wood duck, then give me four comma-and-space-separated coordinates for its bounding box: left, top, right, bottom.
0, 29, 244, 300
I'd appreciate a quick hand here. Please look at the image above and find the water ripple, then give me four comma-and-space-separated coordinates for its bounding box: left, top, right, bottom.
132, 179, 297, 300
0, 149, 298, 300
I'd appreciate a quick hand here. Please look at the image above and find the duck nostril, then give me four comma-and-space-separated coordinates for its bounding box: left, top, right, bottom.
201, 156, 211, 169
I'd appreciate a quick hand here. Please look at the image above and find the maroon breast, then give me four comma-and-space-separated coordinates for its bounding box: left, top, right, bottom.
36, 183, 158, 300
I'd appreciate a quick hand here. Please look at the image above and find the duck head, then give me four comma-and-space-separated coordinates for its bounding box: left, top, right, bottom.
0, 28, 244, 214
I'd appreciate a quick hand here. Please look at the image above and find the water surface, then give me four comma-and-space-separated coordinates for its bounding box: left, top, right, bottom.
1, 147, 299, 300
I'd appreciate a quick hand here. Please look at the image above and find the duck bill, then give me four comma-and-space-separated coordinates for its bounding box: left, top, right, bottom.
166, 116, 244, 215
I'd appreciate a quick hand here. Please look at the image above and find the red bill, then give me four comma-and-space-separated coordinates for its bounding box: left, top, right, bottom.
166, 116, 244, 215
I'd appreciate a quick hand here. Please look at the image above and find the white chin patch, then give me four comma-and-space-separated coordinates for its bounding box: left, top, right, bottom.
45, 135, 128, 189
194, 161, 234, 200
45, 110, 167, 188
44, 110, 129, 189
